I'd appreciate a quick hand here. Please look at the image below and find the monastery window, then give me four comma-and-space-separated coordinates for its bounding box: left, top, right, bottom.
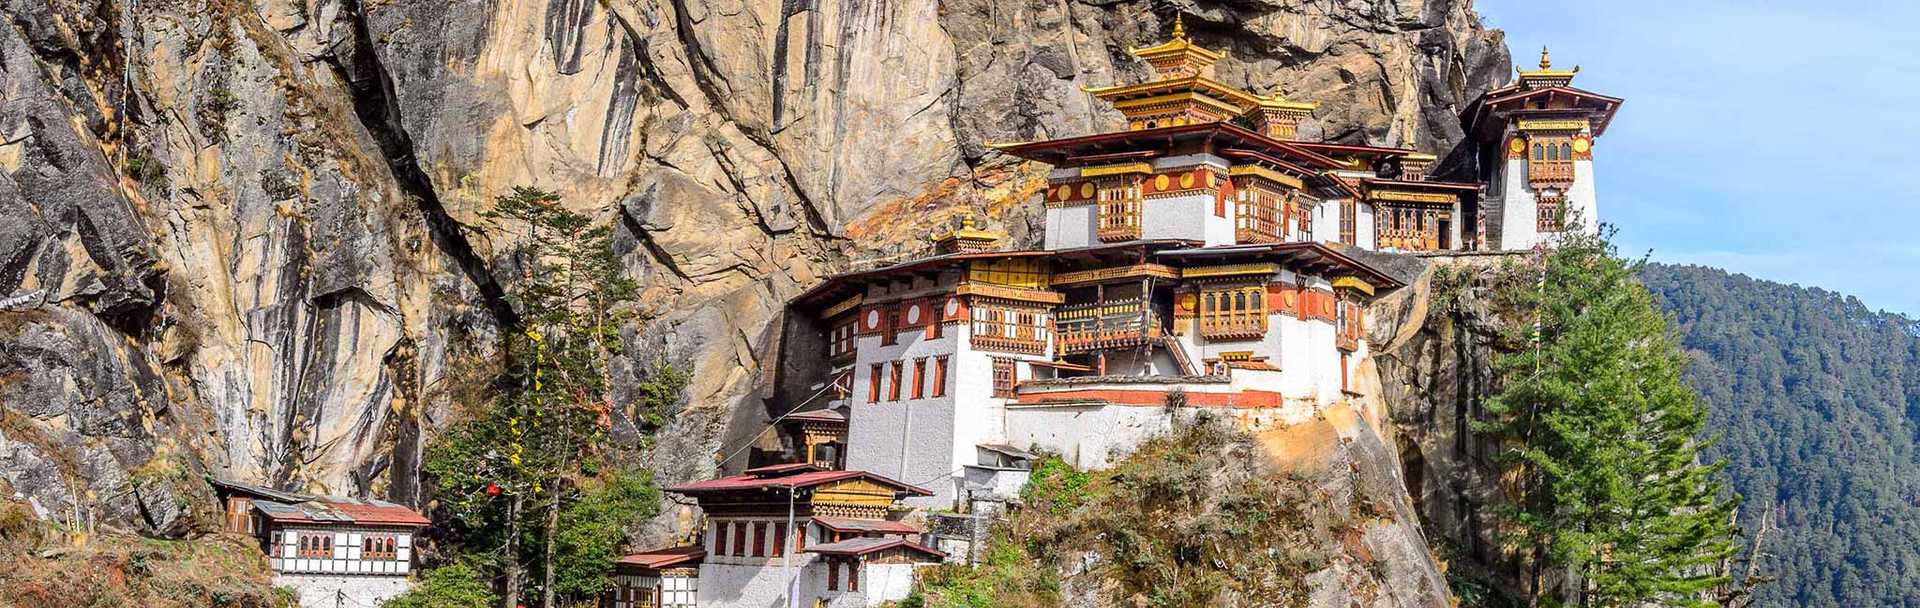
1533, 143, 1545, 160
926, 316, 943, 339
1560, 142, 1573, 160
796, 523, 808, 553
828, 320, 856, 361
1234, 185, 1285, 244
867, 364, 882, 403
992, 357, 1016, 398
363, 534, 398, 560
714, 521, 729, 555
1340, 199, 1357, 245
298, 533, 333, 559
888, 362, 903, 401
1095, 179, 1143, 242
1292, 203, 1313, 241
847, 562, 860, 591
970, 304, 1048, 354
753, 522, 767, 557
911, 359, 926, 399
733, 521, 748, 556
773, 523, 787, 558
881, 307, 901, 346
1198, 285, 1267, 341
827, 559, 840, 590
932, 357, 949, 398
1538, 195, 1567, 232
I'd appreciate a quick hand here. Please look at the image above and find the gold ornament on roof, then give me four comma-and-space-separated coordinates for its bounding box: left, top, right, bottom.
1126, 13, 1226, 79
1517, 45, 1579, 88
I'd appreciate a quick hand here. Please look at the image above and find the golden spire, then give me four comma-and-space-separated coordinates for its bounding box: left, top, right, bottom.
1517, 44, 1578, 88
1171, 13, 1186, 41
1539, 46, 1551, 70
1125, 13, 1224, 79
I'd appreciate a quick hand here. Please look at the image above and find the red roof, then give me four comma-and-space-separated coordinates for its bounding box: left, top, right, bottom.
329, 501, 433, 527
664, 468, 934, 497
743, 462, 825, 475
616, 546, 706, 570
253, 498, 431, 528
811, 516, 921, 535
804, 537, 946, 560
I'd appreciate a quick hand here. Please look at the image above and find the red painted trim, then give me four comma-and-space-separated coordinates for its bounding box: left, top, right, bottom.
1014, 388, 1285, 409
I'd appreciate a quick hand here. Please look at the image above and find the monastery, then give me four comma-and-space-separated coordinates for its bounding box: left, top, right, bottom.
610, 18, 1622, 608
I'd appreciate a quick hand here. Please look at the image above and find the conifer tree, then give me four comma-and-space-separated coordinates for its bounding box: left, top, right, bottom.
420, 187, 675, 608
1481, 228, 1740, 607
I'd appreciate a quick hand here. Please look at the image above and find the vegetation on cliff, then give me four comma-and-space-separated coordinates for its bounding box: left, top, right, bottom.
1642, 264, 1920, 606
904, 415, 1419, 607
1477, 231, 1741, 607
394, 188, 683, 608
0, 500, 292, 608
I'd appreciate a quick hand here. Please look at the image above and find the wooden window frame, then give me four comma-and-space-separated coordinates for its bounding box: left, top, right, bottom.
298, 533, 333, 559
363, 534, 398, 560
1198, 284, 1268, 341
772, 523, 786, 558
714, 521, 729, 555
795, 522, 807, 553
1339, 199, 1357, 245
911, 359, 926, 399
888, 362, 903, 401
733, 521, 748, 556
880, 307, 901, 346
847, 561, 860, 592
1095, 178, 1143, 242
867, 364, 882, 402
752, 522, 767, 557
932, 357, 948, 398
828, 320, 856, 361
991, 357, 1016, 398
827, 558, 840, 590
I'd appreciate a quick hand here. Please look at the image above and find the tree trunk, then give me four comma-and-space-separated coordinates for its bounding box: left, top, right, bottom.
504, 490, 526, 608
541, 477, 564, 608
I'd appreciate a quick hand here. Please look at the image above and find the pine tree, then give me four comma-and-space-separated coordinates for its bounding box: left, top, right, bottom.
1481, 229, 1740, 607
420, 187, 677, 608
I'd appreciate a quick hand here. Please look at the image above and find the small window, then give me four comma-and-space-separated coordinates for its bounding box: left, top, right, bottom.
715, 521, 729, 555
733, 521, 748, 556
1561, 142, 1573, 159
773, 523, 786, 558
888, 362, 903, 401
911, 359, 926, 399
1533, 143, 1544, 160
867, 364, 882, 402
847, 562, 860, 591
991, 357, 1016, 398
881, 308, 901, 346
932, 357, 949, 398
753, 522, 767, 557
827, 558, 840, 590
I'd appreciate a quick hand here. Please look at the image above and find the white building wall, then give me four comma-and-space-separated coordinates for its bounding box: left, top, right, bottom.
268, 527, 413, 576
1357, 201, 1376, 250
276, 573, 412, 608
1140, 194, 1215, 245
1498, 156, 1540, 250
699, 557, 823, 608
860, 563, 921, 606
1044, 204, 1095, 250
844, 325, 962, 507
1569, 157, 1599, 233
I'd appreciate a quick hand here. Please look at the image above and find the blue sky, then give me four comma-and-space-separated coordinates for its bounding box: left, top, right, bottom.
1476, 0, 1920, 316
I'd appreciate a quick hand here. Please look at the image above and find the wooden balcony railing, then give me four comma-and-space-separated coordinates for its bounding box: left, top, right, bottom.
1528, 160, 1574, 186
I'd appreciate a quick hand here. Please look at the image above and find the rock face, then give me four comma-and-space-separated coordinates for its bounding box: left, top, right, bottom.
0, 0, 1507, 575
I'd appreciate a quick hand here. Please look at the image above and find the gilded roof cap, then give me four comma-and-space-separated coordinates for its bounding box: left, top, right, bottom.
1517, 46, 1579, 87
1257, 91, 1319, 112
1127, 15, 1226, 76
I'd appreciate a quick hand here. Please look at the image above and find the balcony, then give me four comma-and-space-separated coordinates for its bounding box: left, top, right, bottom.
1198, 315, 1266, 341
1054, 299, 1159, 354
1528, 160, 1574, 186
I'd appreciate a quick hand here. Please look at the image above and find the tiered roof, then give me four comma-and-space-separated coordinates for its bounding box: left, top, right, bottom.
1462, 47, 1624, 139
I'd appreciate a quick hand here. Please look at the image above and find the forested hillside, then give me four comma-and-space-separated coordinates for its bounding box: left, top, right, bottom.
1642, 264, 1920, 606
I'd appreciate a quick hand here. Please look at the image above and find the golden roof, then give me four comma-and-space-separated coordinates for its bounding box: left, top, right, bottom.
1517, 46, 1579, 85
1127, 15, 1226, 74
1257, 91, 1318, 113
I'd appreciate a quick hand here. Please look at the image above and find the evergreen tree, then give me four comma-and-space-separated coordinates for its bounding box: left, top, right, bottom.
421, 187, 678, 608
1481, 229, 1740, 607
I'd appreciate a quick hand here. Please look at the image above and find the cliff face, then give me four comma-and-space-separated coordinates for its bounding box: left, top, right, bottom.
0, 0, 1508, 548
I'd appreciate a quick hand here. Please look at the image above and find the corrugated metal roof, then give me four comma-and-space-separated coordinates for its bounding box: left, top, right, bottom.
616, 546, 706, 570
804, 537, 945, 559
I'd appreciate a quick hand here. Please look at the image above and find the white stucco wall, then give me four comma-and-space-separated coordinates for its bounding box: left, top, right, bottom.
843, 324, 960, 505
1140, 193, 1219, 245
700, 558, 822, 608
268, 527, 413, 576
1044, 204, 1096, 250
275, 573, 411, 608
1357, 201, 1376, 250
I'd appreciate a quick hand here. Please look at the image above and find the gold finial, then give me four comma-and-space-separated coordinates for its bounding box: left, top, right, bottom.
1539, 46, 1551, 70
1171, 13, 1187, 40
